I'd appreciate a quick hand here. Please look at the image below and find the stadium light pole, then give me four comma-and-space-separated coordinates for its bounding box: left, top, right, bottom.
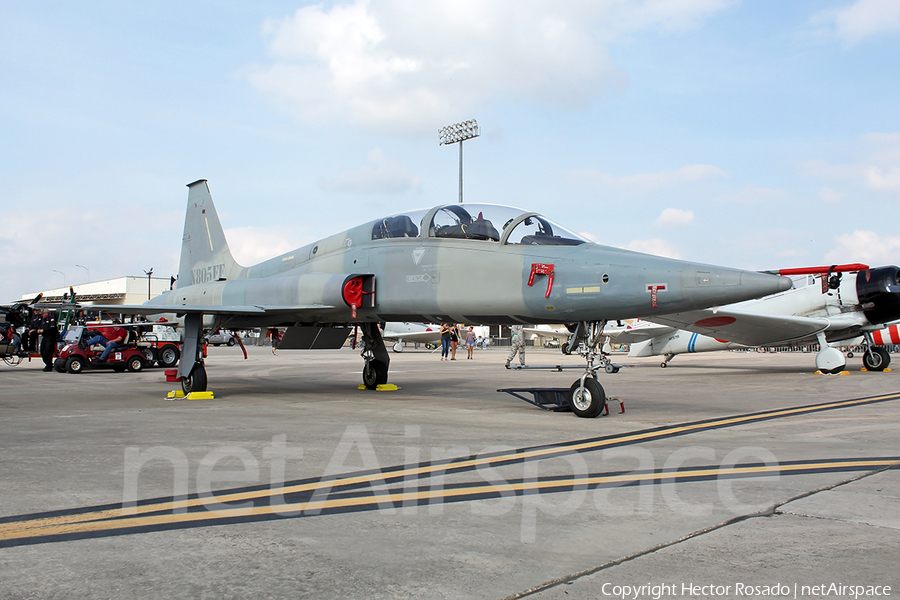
439, 119, 480, 203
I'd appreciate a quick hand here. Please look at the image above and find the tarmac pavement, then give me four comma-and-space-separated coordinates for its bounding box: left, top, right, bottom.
1, 346, 898, 599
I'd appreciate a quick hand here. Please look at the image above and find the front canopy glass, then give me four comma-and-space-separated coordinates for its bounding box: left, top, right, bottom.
371, 203, 588, 246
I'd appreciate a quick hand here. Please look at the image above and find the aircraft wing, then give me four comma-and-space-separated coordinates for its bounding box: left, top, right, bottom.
523, 326, 571, 339
382, 330, 441, 343
606, 323, 678, 344
39, 303, 335, 316
648, 308, 830, 347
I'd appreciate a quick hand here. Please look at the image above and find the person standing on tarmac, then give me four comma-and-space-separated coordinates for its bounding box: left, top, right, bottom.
439, 323, 451, 361
24, 309, 42, 353
449, 324, 460, 360
38, 308, 58, 372
268, 327, 281, 355
505, 324, 525, 368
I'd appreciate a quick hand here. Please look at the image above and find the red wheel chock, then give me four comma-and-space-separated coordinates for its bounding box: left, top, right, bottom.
604, 396, 625, 415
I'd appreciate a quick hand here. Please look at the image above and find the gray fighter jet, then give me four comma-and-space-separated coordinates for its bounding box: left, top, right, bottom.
80, 180, 791, 417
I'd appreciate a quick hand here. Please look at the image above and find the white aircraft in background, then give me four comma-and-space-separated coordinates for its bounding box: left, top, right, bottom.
382, 322, 442, 352
382, 323, 492, 352
523, 324, 572, 348
607, 264, 900, 373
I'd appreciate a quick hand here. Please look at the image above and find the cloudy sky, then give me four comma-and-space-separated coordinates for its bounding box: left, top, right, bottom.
2, 0, 899, 301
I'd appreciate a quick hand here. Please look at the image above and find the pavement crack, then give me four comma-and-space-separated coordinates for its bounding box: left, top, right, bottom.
503, 462, 900, 600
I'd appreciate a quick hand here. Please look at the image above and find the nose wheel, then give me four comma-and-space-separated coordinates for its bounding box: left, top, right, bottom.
569, 377, 606, 418
566, 320, 613, 418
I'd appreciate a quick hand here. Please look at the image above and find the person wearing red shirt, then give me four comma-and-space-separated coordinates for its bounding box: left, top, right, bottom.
84, 322, 128, 362
98, 325, 127, 361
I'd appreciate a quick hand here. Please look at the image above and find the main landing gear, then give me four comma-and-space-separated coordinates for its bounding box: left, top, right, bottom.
563, 321, 609, 418
815, 332, 846, 374
182, 362, 208, 393
360, 322, 390, 389
179, 313, 208, 393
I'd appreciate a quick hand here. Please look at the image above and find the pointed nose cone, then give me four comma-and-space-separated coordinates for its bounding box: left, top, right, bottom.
737, 271, 793, 301
679, 265, 792, 310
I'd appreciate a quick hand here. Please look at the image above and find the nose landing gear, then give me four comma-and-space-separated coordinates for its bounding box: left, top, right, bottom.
564, 321, 609, 418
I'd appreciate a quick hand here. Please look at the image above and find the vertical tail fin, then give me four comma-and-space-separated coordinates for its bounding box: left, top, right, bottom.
176, 180, 243, 288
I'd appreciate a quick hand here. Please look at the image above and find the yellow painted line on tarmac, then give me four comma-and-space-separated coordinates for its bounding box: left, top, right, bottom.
1, 457, 897, 545
2, 392, 898, 540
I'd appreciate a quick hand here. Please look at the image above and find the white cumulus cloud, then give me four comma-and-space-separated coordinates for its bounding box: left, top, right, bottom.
319, 148, 421, 194
224, 226, 312, 266
824, 230, 900, 266
865, 166, 900, 192
627, 238, 682, 259
810, 0, 900, 46
248, 1, 733, 133
655, 208, 695, 227
819, 187, 845, 204
801, 132, 900, 196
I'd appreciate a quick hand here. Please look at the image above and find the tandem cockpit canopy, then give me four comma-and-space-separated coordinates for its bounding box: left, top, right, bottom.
370, 203, 588, 246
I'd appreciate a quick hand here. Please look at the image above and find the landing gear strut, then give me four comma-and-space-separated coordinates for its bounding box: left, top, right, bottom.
179, 313, 208, 393
564, 321, 608, 418
815, 332, 846, 374
360, 322, 390, 389
660, 353, 675, 368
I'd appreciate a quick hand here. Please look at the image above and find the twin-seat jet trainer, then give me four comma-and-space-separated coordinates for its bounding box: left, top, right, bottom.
607, 264, 900, 373
77, 179, 790, 417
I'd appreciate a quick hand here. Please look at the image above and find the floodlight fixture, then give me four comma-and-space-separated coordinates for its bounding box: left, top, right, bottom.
438, 119, 480, 146
439, 119, 480, 203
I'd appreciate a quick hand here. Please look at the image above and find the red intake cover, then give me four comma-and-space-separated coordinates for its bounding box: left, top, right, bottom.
343, 276, 364, 308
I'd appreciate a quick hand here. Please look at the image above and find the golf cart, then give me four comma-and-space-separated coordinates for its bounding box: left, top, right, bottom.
54, 325, 146, 374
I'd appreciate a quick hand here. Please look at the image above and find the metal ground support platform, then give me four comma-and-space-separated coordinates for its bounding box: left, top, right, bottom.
497, 387, 572, 411
507, 363, 585, 372
498, 388, 626, 414
507, 362, 630, 373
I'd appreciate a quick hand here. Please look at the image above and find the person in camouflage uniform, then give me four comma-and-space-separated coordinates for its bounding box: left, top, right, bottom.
505, 324, 525, 368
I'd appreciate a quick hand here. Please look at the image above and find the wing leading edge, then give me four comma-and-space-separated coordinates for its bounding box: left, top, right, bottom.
648, 308, 830, 347
43, 303, 335, 317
